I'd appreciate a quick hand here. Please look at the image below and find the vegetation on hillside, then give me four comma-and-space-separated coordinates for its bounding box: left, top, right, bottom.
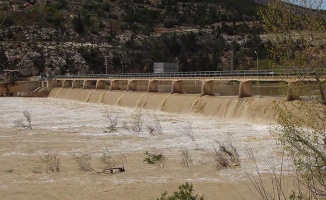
0, 0, 270, 74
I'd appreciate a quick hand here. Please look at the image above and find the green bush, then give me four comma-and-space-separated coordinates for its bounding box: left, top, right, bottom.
143, 151, 165, 164
157, 182, 204, 200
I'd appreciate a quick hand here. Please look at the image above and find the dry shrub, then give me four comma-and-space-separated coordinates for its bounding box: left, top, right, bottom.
32, 150, 60, 173
206, 140, 240, 170
180, 147, 193, 168
101, 148, 116, 168
73, 150, 126, 174
41, 150, 60, 172
122, 121, 130, 132
130, 108, 143, 132
32, 165, 44, 174
73, 151, 94, 171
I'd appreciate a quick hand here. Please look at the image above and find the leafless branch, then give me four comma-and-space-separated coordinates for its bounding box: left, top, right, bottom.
14, 111, 32, 129
180, 147, 192, 168
182, 121, 195, 141
73, 151, 95, 172
146, 114, 163, 136
103, 108, 119, 132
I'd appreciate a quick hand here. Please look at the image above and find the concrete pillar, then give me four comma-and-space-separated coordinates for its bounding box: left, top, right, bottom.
62, 80, 71, 88
72, 80, 79, 88
239, 81, 252, 98
287, 82, 300, 101
46, 80, 53, 87
172, 80, 182, 94
52, 80, 62, 87
127, 80, 137, 91
110, 80, 120, 90
41, 81, 46, 87
83, 80, 91, 89
148, 80, 158, 92
201, 80, 214, 96
96, 80, 105, 89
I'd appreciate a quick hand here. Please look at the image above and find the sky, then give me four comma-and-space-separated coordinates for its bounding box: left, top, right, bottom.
288, 0, 326, 10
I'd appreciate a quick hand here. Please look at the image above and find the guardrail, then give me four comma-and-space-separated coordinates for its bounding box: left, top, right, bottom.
51, 68, 326, 79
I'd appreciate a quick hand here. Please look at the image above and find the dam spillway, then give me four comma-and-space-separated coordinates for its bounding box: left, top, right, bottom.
49, 87, 279, 124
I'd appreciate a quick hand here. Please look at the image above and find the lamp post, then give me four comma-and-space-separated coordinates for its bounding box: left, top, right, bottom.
254, 51, 258, 76
104, 56, 108, 76
231, 49, 234, 71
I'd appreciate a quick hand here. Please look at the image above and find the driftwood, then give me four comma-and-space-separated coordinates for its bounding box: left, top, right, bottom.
91, 167, 125, 175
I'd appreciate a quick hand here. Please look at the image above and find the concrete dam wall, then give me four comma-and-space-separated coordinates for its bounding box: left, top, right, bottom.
49, 87, 280, 124
0, 81, 41, 97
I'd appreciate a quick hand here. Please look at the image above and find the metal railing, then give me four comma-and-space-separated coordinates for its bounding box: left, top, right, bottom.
51, 68, 326, 79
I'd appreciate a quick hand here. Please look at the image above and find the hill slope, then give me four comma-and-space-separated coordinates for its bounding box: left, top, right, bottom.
0, 0, 268, 78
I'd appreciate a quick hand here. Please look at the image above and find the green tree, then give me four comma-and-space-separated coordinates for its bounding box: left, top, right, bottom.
181, 32, 198, 53
0, 45, 8, 71
45, 5, 64, 26
72, 14, 85, 34
207, 7, 218, 24
78, 47, 104, 73
55, 0, 68, 10
33, 55, 45, 73
101, 1, 111, 12
259, 0, 326, 198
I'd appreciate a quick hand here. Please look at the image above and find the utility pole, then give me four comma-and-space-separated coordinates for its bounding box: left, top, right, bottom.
254, 51, 258, 76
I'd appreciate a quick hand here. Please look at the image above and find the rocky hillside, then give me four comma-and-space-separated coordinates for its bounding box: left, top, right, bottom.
0, 0, 269, 78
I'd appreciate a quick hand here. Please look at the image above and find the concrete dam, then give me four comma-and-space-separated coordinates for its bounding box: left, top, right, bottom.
7, 69, 325, 123
49, 87, 279, 124
47, 70, 322, 123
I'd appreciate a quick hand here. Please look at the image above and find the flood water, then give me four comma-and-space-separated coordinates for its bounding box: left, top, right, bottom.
0, 97, 294, 200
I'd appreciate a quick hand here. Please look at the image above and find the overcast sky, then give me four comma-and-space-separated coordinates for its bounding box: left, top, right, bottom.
288, 0, 326, 10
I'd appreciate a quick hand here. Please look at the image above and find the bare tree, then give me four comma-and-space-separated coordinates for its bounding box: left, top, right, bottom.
180, 147, 193, 168
103, 108, 119, 132
14, 111, 32, 129
146, 114, 163, 136
241, 147, 319, 200
182, 122, 195, 141
131, 108, 143, 132
101, 148, 116, 168
123, 108, 143, 133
